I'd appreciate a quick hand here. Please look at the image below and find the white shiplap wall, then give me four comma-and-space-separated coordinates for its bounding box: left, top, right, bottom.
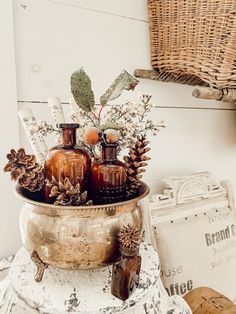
2, 0, 236, 255
0, 0, 20, 257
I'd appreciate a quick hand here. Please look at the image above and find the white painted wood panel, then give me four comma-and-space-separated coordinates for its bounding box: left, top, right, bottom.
0, 0, 21, 256
13, 0, 149, 102
40, 0, 148, 21
144, 108, 236, 194
13, 0, 234, 109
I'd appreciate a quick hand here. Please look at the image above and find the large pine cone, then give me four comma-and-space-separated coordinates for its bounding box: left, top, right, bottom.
4, 148, 44, 192
124, 134, 151, 195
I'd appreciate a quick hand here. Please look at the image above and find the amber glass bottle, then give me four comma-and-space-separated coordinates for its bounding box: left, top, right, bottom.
111, 245, 141, 301
44, 123, 91, 203
91, 143, 127, 204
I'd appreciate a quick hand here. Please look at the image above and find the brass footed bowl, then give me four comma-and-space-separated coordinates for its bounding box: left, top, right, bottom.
16, 184, 149, 270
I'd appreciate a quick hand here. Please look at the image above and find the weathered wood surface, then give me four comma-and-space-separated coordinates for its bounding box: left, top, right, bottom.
0, 244, 191, 314
135, 70, 236, 104
193, 87, 236, 103
134, 69, 208, 87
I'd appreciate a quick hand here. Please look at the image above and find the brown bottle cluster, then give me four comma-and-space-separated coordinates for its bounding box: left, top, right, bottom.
44, 123, 130, 205
44, 123, 91, 204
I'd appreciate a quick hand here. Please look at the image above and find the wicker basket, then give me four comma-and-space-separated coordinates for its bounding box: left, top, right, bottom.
148, 0, 236, 88
184, 287, 236, 313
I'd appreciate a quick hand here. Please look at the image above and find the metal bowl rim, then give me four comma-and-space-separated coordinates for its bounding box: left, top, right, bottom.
15, 182, 150, 210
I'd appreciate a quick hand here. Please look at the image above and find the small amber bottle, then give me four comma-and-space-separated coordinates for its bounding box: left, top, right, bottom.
111, 225, 142, 301
91, 143, 127, 204
44, 123, 91, 203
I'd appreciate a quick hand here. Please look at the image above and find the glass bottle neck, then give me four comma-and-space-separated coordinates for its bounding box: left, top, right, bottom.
61, 128, 77, 147
102, 145, 118, 161
120, 246, 139, 257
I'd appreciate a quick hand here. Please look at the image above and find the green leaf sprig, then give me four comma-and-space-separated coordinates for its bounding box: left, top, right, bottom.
71, 68, 95, 112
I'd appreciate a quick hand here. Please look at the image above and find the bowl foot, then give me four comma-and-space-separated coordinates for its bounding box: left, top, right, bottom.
30, 250, 48, 282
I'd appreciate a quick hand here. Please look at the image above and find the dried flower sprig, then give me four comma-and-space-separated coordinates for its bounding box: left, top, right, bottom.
70, 69, 139, 125
27, 69, 165, 159
4, 148, 44, 192
46, 176, 92, 206
70, 94, 165, 151
32, 120, 60, 137
105, 94, 165, 150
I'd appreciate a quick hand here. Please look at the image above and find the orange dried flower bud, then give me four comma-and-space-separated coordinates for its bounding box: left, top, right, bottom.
83, 127, 100, 145
104, 129, 120, 143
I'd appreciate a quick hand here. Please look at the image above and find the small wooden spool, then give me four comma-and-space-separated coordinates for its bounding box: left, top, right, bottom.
184, 287, 236, 314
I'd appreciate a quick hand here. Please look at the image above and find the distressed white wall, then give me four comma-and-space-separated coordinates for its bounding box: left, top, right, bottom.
2, 0, 236, 255
0, 0, 21, 257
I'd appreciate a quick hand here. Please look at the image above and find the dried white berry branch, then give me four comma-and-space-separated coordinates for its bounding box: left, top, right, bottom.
30, 94, 165, 158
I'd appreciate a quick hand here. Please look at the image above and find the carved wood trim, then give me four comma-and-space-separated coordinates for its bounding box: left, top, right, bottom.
149, 172, 231, 211
146, 172, 235, 254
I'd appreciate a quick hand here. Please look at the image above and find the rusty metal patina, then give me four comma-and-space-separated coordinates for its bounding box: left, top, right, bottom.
16, 184, 149, 270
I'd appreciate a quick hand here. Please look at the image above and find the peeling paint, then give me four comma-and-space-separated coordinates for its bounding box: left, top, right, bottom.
65, 289, 80, 312
0, 246, 191, 313
20, 3, 27, 10
15, 1, 30, 16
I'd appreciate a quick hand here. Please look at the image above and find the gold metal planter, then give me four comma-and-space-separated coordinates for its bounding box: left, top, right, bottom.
17, 185, 149, 270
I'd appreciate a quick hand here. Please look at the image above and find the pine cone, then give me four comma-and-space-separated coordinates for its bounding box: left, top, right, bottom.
118, 224, 141, 254
4, 148, 44, 192
46, 177, 91, 206
124, 135, 151, 196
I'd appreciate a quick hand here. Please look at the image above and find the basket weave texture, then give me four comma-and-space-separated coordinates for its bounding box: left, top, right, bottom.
184, 287, 236, 313
148, 0, 236, 88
